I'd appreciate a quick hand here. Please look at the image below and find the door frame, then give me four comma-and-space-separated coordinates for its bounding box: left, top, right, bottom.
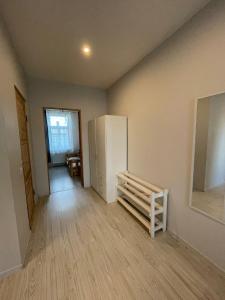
43, 107, 84, 194
14, 85, 35, 229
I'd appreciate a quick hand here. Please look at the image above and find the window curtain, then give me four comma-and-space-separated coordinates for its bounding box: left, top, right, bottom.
46, 109, 78, 164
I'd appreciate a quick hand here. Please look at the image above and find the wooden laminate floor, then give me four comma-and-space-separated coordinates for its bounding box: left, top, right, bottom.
49, 166, 80, 193
0, 185, 225, 299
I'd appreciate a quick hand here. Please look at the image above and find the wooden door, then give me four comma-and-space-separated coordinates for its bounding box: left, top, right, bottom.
15, 87, 35, 228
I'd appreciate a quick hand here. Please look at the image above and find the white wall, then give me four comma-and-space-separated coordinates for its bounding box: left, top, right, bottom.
28, 78, 107, 196
0, 109, 21, 275
108, 0, 225, 271
0, 18, 30, 275
205, 95, 225, 190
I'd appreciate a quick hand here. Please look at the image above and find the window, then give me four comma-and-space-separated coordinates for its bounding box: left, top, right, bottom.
49, 116, 67, 127
46, 110, 77, 159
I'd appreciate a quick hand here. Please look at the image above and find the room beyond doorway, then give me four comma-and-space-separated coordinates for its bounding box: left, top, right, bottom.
43, 107, 84, 194
49, 165, 81, 193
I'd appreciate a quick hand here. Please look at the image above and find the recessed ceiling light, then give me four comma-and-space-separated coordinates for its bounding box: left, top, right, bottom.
81, 45, 92, 57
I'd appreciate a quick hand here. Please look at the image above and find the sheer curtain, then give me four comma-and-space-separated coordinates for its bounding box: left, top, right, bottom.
46, 109, 78, 164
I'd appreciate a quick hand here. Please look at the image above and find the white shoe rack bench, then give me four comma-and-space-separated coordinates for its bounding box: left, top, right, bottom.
117, 171, 168, 238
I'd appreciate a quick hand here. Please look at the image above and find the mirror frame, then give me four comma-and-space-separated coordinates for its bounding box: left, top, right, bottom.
189, 95, 225, 225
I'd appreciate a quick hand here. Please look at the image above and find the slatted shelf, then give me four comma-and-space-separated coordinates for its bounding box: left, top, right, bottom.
117, 174, 152, 196
117, 171, 168, 238
123, 171, 163, 195
124, 182, 151, 203
123, 183, 163, 211
117, 185, 150, 213
117, 197, 150, 229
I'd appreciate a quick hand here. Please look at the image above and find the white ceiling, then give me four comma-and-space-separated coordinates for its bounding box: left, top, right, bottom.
0, 0, 210, 89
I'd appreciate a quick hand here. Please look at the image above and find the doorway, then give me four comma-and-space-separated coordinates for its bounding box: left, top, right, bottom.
43, 108, 84, 194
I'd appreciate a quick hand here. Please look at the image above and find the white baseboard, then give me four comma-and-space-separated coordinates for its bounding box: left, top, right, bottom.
0, 264, 23, 279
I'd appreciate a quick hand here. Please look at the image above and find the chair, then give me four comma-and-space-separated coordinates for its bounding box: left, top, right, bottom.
66, 152, 81, 177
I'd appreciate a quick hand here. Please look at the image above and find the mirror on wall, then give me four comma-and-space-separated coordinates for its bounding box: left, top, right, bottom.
190, 92, 225, 224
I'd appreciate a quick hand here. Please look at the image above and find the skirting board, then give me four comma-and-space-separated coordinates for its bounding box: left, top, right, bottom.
0, 264, 23, 279
168, 230, 225, 274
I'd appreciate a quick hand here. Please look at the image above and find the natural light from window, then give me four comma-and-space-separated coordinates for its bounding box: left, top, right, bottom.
50, 116, 68, 127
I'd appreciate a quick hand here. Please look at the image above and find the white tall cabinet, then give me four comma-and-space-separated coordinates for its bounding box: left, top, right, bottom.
88, 115, 127, 203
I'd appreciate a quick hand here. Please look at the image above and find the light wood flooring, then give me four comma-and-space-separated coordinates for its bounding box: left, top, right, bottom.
49, 166, 80, 193
0, 184, 225, 299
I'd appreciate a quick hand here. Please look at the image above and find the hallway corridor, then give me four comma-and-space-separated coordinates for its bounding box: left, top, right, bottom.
0, 186, 225, 299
